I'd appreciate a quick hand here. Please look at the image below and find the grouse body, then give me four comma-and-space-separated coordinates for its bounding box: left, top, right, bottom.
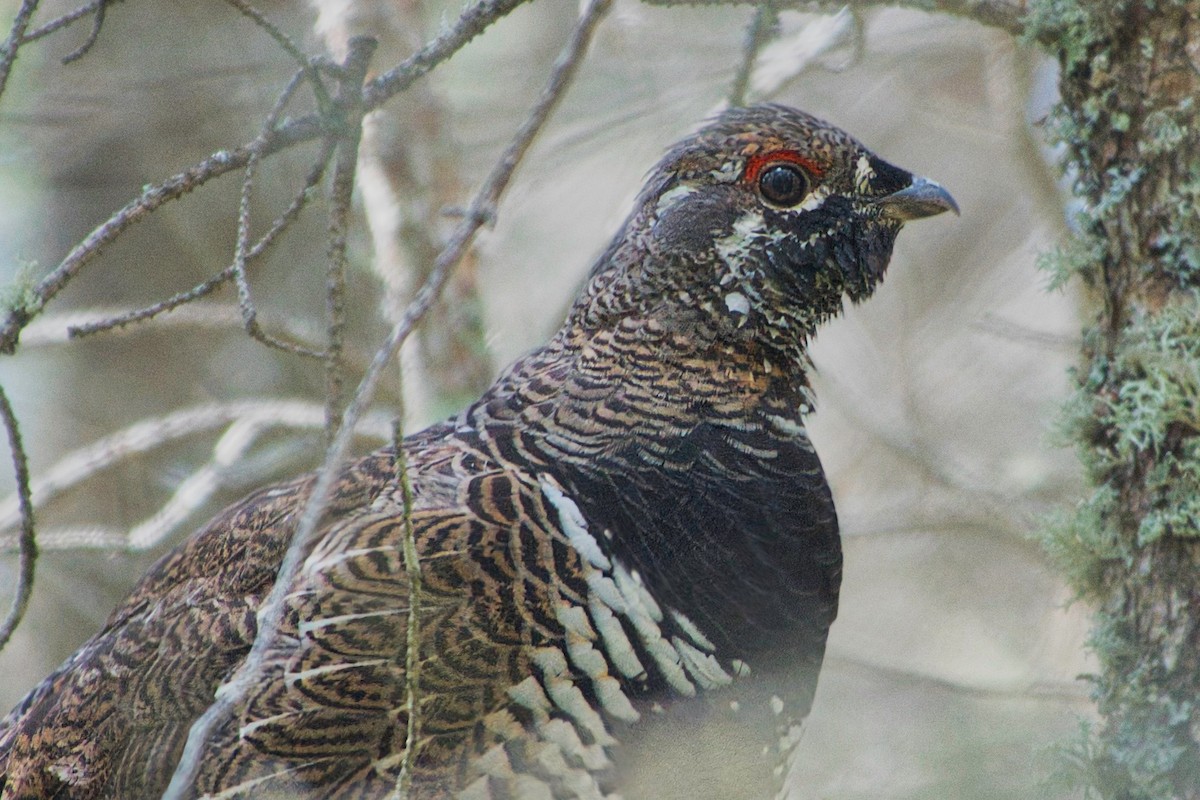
0, 104, 956, 799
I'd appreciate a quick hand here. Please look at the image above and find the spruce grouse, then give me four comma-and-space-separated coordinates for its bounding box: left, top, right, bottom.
0, 104, 957, 799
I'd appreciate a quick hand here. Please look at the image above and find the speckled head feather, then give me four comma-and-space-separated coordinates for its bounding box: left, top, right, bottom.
576, 103, 956, 373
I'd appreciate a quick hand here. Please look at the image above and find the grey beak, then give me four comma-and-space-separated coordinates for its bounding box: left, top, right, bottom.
876, 177, 959, 221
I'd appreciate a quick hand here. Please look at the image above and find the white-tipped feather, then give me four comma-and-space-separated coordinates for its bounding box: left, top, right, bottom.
540, 475, 612, 570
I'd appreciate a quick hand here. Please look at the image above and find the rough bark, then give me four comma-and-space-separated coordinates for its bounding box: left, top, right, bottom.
1031, 1, 1200, 797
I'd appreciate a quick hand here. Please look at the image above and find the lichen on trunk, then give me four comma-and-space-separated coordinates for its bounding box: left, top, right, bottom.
1029, 1, 1200, 797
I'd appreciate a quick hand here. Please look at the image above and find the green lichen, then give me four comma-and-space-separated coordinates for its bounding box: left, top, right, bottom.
1037, 276, 1200, 797
0, 260, 43, 318
1140, 100, 1192, 157
1105, 305, 1200, 460
1043, 719, 1106, 800
1087, 611, 1200, 800
1021, 0, 1120, 72
1027, 1, 1200, 793
1043, 303, 1200, 596
1038, 234, 1106, 291
1037, 482, 1120, 596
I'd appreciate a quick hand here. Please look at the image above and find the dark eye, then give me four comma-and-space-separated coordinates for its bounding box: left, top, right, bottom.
758, 163, 810, 206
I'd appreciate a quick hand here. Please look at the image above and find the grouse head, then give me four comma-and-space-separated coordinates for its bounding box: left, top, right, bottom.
572, 104, 957, 371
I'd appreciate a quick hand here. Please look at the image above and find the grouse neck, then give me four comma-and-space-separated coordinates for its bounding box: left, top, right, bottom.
554, 316, 815, 418
563, 216, 848, 385
467, 313, 819, 480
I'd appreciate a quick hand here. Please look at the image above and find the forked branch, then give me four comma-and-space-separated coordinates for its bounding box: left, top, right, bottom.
0, 0, 538, 355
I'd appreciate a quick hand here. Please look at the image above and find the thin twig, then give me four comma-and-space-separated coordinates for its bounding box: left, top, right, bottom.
323, 36, 377, 441
233, 68, 327, 359
728, 1, 778, 107
62, 300, 325, 352
30, 305, 246, 345
363, 0, 534, 108
366, 0, 614, 390
60, 0, 106, 63
638, 0, 1028, 36
1, 0, 537, 356
15, 0, 102, 45
391, 414, 421, 799
221, 0, 332, 113
68, 139, 336, 340
0, 0, 39, 100
0, 382, 35, 652
31, 305, 322, 353
161, 2, 612, 794
824, 652, 1092, 702
0, 399, 395, 553
0, 117, 326, 355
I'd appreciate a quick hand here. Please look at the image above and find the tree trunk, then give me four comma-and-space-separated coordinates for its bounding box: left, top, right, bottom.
1032, 1, 1200, 797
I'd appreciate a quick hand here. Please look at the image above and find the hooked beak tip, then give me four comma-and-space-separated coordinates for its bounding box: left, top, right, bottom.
877, 177, 959, 221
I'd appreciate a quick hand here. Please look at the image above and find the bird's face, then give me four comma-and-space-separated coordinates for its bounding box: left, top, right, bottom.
600, 104, 957, 362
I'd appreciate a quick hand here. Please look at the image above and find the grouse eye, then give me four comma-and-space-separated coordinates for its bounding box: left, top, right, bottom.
757, 163, 810, 206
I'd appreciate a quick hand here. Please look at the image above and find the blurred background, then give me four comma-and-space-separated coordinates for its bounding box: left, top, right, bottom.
0, 1, 1090, 797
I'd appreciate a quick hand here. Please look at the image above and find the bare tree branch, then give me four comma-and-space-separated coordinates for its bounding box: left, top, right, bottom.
362, 0, 534, 108
68, 139, 336, 340
332, 0, 497, 419
0, 382, 35, 651
0, 0, 39, 97
161, 2, 613, 794
27, 306, 250, 345
0, 0, 537, 356
0, 399, 394, 554
28, 305, 320, 349
0, 117, 324, 354
59, 0, 107, 63
323, 36, 377, 441
640, 0, 1028, 36
221, 0, 332, 112
13, 0, 109, 46
232, 68, 329, 359
728, 1, 779, 107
